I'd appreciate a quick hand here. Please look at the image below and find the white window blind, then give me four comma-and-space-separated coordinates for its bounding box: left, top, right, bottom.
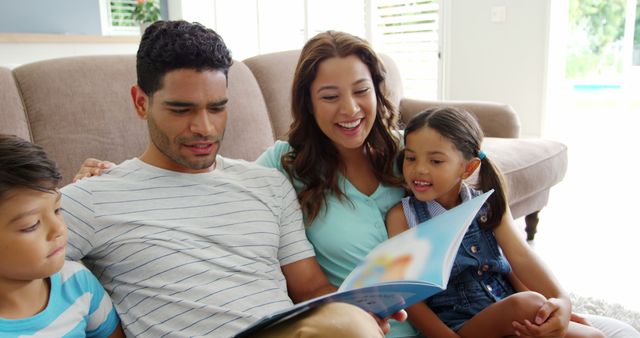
371, 0, 440, 100
101, 0, 140, 35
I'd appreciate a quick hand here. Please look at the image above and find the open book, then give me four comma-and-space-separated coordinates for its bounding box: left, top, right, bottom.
233, 190, 493, 337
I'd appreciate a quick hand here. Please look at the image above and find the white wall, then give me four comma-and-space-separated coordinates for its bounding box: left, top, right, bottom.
204, 0, 366, 60
442, 0, 552, 137
0, 36, 139, 68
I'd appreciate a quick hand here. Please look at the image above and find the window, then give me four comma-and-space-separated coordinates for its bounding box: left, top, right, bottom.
634, 0, 640, 65
100, 0, 142, 35
369, 0, 440, 99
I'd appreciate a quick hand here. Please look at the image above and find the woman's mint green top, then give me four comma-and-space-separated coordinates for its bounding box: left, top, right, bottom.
256, 140, 419, 337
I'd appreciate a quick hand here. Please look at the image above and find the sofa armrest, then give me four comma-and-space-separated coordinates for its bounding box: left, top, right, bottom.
398, 98, 521, 138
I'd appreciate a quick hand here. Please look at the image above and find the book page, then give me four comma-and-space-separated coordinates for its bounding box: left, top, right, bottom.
340, 190, 493, 292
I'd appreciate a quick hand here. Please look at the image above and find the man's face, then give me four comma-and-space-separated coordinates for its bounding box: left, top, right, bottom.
134, 69, 229, 173
0, 188, 67, 283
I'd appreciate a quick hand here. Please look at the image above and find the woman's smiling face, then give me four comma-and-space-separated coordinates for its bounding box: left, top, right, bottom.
310, 55, 377, 154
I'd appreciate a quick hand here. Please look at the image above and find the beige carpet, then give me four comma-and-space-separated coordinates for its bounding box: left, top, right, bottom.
572, 294, 640, 331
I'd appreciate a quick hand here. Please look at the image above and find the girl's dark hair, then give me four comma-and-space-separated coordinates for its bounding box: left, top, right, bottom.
284, 30, 402, 223
0, 134, 61, 199
400, 107, 507, 230
137, 20, 233, 95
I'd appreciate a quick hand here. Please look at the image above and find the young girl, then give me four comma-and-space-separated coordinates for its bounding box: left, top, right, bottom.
385, 107, 605, 338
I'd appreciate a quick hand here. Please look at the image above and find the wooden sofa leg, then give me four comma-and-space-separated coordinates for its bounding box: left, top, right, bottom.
524, 211, 540, 241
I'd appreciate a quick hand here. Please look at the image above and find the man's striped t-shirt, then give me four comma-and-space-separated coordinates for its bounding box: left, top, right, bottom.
61, 156, 315, 337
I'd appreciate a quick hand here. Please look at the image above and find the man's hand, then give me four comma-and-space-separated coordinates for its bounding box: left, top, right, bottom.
73, 158, 114, 182
374, 310, 408, 334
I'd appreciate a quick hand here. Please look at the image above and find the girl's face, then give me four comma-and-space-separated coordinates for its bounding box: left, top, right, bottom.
403, 126, 473, 209
310, 55, 377, 155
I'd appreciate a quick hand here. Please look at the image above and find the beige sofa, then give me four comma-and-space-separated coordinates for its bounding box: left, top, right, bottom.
0, 51, 567, 240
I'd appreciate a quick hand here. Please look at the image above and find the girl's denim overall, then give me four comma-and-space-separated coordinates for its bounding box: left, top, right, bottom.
409, 196, 516, 331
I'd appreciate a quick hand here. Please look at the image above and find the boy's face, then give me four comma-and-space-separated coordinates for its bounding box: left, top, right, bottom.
0, 187, 67, 283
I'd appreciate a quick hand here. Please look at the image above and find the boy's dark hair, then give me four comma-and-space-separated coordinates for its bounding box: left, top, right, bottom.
0, 134, 61, 199
399, 107, 507, 230
136, 20, 233, 95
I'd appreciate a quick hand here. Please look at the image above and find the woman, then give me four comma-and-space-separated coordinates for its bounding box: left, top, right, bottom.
255, 31, 417, 337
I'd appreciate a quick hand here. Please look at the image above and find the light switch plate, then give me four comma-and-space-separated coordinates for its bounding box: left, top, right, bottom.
491, 6, 507, 23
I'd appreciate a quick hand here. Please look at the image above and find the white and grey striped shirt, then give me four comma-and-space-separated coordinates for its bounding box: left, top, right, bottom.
62, 156, 315, 337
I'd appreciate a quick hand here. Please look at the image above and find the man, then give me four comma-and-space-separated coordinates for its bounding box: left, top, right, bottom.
62, 20, 395, 337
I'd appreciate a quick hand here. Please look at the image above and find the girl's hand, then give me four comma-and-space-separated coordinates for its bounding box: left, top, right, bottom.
512, 297, 571, 338
73, 158, 114, 182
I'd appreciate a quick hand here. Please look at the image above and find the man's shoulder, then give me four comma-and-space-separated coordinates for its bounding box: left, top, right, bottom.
217, 156, 295, 198
219, 156, 288, 181
61, 158, 143, 192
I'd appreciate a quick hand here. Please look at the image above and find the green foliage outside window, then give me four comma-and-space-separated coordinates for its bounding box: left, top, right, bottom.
131, 0, 161, 24
110, 1, 135, 27
110, 0, 161, 27
635, 2, 640, 45
566, 0, 626, 79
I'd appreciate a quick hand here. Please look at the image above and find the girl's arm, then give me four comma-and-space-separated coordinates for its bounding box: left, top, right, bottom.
385, 203, 409, 237
493, 208, 571, 337
385, 205, 460, 338
507, 271, 528, 292
406, 303, 460, 338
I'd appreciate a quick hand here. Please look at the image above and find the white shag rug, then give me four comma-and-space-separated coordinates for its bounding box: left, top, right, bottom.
571, 293, 640, 331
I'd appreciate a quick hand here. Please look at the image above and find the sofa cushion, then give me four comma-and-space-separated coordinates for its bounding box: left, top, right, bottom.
479, 137, 568, 219
13, 55, 144, 186
223, 61, 276, 161
243, 50, 299, 140
0, 66, 30, 141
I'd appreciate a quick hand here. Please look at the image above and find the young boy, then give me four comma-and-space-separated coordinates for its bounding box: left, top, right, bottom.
0, 134, 124, 337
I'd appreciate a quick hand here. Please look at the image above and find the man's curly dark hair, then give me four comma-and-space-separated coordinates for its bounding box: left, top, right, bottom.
136, 20, 233, 95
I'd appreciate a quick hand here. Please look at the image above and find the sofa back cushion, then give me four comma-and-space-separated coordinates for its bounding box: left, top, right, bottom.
13, 55, 144, 186
0, 67, 31, 141
224, 61, 276, 161
243, 50, 299, 140
13, 55, 274, 185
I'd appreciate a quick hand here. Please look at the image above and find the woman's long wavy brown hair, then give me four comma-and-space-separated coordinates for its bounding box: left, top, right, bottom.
282, 30, 402, 223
